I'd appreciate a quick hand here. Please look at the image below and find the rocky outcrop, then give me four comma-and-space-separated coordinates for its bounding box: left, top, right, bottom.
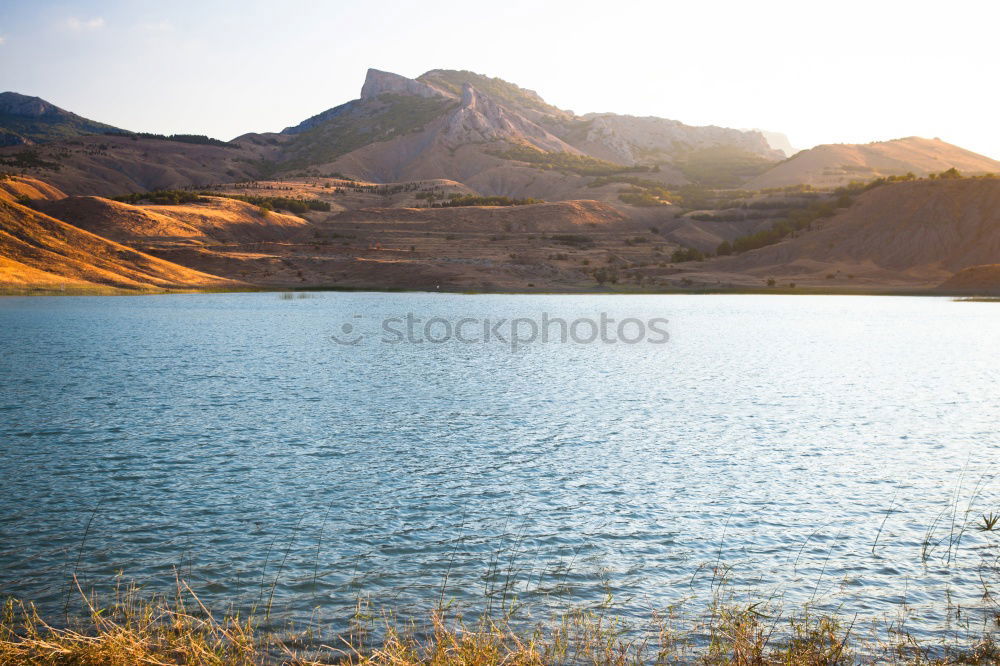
756, 130, 796, 157
360, 68, 454, 100
0, 131, 30, 146
326, 69, 782, 169
574, 114, 781, 165
441, 84, 575, 152
283, 69, 456, 135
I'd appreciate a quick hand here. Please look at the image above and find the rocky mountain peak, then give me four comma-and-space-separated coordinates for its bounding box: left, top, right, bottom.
360, 69, 454, 100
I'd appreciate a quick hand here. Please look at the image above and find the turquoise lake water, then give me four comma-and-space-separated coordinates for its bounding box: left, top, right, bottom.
1, 293, 998, 647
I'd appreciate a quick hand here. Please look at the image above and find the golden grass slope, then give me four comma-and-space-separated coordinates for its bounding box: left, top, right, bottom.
746, 137, 1000, 189
36, 195, 311, 246
0, 196, 240, 291
0, 175, 67, 202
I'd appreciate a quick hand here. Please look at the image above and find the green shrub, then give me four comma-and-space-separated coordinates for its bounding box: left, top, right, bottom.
104, 131, 233, 147
618, 189, 669, 206
671, 247, 705, 263
113, 190, 207, 205
215, 194, 331, 214
433, 195, 541, 207
550, 234, 594, 247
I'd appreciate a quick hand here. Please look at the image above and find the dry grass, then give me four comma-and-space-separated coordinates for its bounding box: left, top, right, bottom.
1, 579, 997, 665
0, 578, 258, 665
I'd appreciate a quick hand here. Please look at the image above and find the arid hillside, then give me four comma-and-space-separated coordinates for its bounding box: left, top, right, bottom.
0, 174, 671, 290
938, 264, 1000, 294
681, 178, 1000, 289
0, 91, 122, 146
0, 174, 66, 201
0, 177, 238, 292
746, 137, 1000, 189
4, 172, 1000, 294
325, 198, 627, 232
0, 134, 271, 196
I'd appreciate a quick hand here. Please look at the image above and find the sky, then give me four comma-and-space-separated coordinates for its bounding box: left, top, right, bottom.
1, 0, 998, 159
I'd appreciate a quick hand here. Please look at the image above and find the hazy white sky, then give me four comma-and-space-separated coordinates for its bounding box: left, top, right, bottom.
1, 0, 998, 158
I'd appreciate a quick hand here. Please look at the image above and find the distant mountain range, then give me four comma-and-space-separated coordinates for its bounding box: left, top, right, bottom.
5, 67, 997, 201
242, 67, 787, 199
2, 68, 1000, 295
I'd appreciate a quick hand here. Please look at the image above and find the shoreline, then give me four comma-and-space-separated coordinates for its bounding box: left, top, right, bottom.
2, 284, 999, 299
3, 583, 997, 665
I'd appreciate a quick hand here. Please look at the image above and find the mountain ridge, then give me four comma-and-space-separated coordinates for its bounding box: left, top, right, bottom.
0, 92, 123, 146
2, 69, 999, 202
746, 137, 1000, 189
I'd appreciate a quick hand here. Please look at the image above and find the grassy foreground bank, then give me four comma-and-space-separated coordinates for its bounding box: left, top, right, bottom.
2, 580, 998, 665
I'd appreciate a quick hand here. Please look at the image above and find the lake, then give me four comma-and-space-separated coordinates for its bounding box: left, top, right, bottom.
1, 293, 998, 649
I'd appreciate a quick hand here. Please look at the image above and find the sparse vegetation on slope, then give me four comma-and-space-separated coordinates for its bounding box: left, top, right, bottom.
708, 176, 1000, 286
104, 131, 233, 147
672, 145, 779, 188
723, 197, 849, 254
0, 149, 61, 171
280, 94, 457, 171
617, 187, 671, 207
112, 189, 331, 214
492, 144, 654, 177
